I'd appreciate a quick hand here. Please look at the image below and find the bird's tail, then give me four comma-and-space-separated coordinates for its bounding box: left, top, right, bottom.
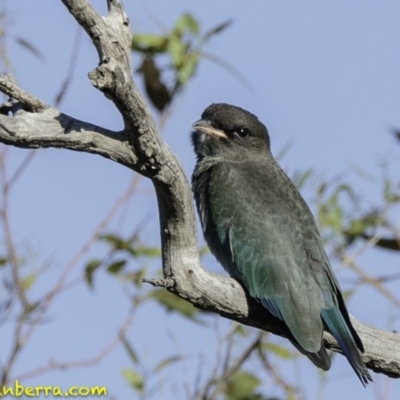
301, 343, 331, 371
322, 307, 372, 386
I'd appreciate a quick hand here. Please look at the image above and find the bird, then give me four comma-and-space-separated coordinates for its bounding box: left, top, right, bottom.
190, 103, 372, 386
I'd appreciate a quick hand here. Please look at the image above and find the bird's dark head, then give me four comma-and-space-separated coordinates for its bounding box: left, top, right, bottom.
191, 103, 271, 160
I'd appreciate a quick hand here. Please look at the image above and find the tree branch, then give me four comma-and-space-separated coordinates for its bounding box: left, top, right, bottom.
0, 76, 135, 167
0, 0, 398, 380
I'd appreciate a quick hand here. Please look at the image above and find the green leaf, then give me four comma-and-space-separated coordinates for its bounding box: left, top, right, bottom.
224, 371, 261, 400
336, 183, 358, 204
293, 168, 313, 190
84, 259, 102, 288
275, 140, 293, 162
25, 301, 40, 315
126, 268, 147, 287
16, 37, 44, 61
176, 52, 200, 87
0, 257, 8, 267
369, 236, 400, 251
131, 34, 168, 53
384, 178, 392, 202
174, 13, 200, 36
262, 342, 294, 359
167, 36, 186, 67
317, 182, 327, 196
99, 233, 161, 259
202, 19, 232, 43
383, 177, 400, 203
154, 355, 182, 372
234, 324, 249, 337
131, 246, 161, 258
346, 219, 367, 237
100, 234, 131, 251
107, 260, 127, 274
122, 369, 144, 393
21, 272, 36, 291
345, 211, 380, 240
327, 206, 343, 232
120, 335, 139, 365
139, 55, 171, 112
150, 289, 202, 321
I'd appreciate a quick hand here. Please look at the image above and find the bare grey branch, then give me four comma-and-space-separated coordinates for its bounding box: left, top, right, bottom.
0, 74, 48, 112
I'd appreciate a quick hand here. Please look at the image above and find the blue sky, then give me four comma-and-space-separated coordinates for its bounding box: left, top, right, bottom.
1, 1, 400, 399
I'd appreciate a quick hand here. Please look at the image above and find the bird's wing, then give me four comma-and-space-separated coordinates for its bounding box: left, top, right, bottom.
208, 161, 337, 352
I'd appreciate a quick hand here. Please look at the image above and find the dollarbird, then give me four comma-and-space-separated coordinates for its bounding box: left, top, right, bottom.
191, 103, 372, 386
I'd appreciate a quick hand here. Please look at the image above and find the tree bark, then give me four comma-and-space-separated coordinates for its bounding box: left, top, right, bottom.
0, 0, 398, 379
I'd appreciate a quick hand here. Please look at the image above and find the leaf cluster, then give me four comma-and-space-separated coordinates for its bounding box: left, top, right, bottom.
132, 13, 231, 112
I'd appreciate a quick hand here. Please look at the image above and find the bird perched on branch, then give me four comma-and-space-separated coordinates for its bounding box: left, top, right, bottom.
191, 103, 372, 385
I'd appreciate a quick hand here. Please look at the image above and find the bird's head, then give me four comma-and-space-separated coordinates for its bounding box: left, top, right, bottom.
191, 103, 271, 160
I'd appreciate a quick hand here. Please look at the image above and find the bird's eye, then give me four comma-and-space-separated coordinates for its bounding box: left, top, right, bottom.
235, 128, 250, 138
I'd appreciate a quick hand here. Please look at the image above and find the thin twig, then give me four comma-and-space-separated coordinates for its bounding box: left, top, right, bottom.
6, 150, 37, 191
15, 304, 136, 381
202, 333, 263, 400
54, 26, 83, 107
0, 315, 24, 385
344, 258, 400, 309
0, 148, 30, 310
257, 343, 297, 396
21, 175, 142, 345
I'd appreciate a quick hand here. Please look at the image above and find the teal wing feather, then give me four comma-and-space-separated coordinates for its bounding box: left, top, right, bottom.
208, 160, 328, 352
322, 306, 369, 385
